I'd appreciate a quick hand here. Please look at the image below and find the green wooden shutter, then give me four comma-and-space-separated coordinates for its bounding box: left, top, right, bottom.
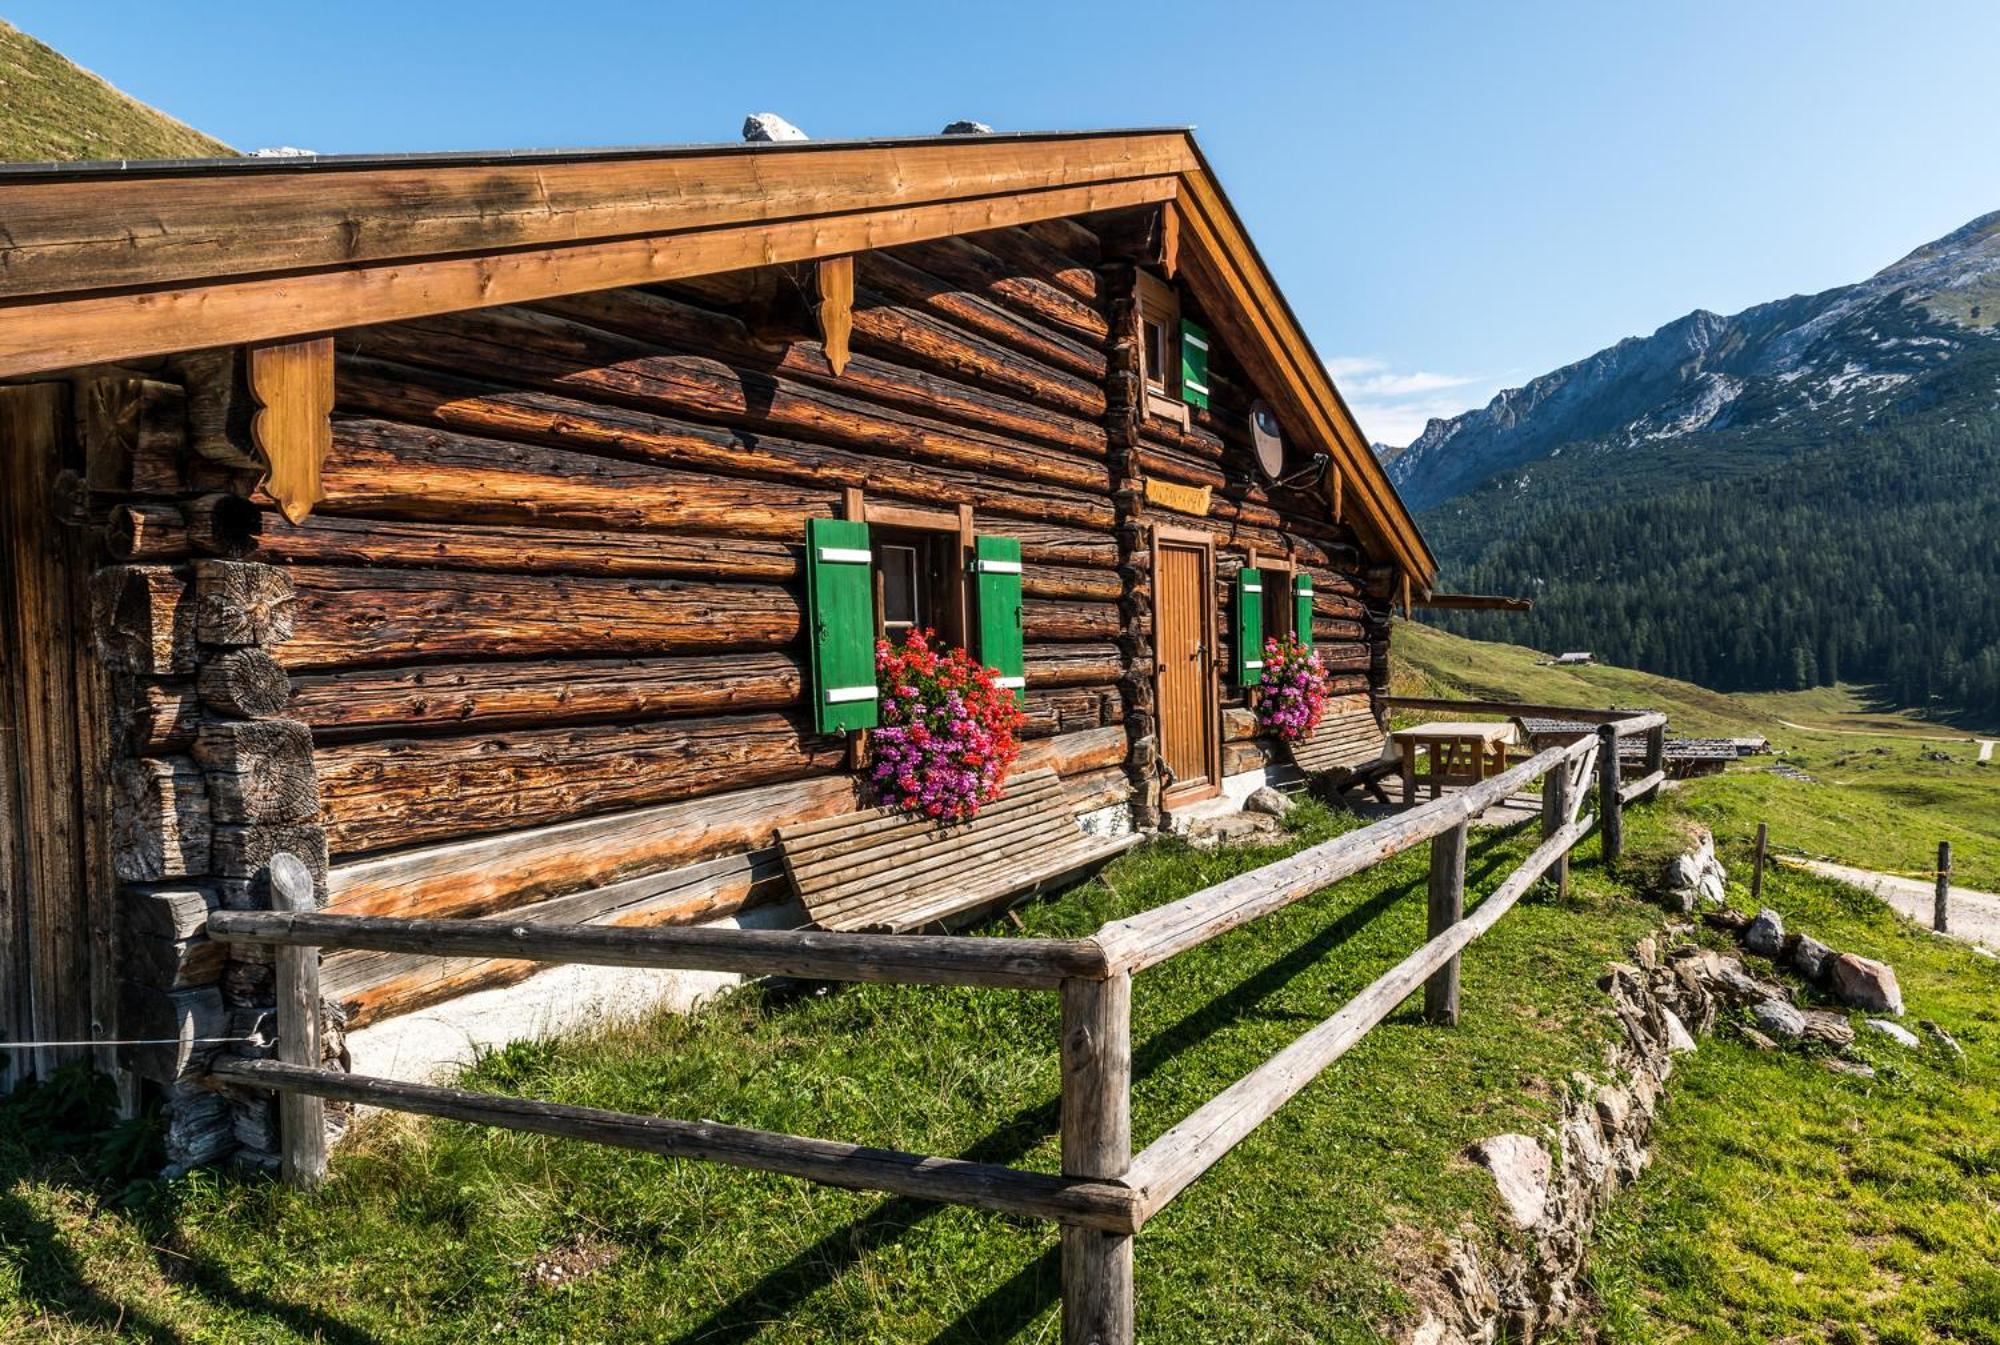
1235, 566, 1264, 687
1294, 573, 1314, 652
805, 516, 878, 733
1179, 319, 1210, 410
974, 534, 1026, 706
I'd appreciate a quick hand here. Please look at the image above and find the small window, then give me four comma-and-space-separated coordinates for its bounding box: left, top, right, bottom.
1135, 271, 1182, 408
872, 529, 961, 647
1262, 568, 1295, 644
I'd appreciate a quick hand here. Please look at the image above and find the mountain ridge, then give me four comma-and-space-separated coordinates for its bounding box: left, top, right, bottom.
1379, 209, 2000, 513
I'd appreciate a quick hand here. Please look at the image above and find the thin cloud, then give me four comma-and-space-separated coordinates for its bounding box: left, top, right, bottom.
1327, 355, 1496, 448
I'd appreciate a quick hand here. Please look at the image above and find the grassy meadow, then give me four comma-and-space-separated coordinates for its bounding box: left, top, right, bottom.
3, 626, 1996, 1342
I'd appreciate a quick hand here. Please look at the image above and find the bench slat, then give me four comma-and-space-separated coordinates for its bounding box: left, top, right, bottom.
779, 768, 1123, 933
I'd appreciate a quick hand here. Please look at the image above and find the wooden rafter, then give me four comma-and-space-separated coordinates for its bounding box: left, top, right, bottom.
247, 338, 334, 523
813, 256, 855, 376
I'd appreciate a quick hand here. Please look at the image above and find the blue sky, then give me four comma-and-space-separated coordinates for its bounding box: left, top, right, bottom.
16, 1, 1998, 444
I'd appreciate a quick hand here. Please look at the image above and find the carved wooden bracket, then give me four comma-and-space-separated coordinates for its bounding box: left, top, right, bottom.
814, 255, 854, 376
247, 337, 333, 523
1160, 202, 1180, 279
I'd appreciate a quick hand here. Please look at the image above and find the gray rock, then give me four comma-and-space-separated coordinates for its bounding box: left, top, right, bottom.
1822, 1057, 1876, 1081
1740, 1027, 1779, 1051
1468, 1134, 1550, 1229
1243, 786, 1293, 817
1920, 1019, 1965, 1058
1800, 1010, 1856, 1049
1751, 999, 1808, 1040
1697, 871, 1727, 907
1667, 853, 1703, 890
1827, 953, 1904, 1016
1662, 1007, 1697, 1054
1790, 933, 1834, 983
742, 112, 809, 142
1743, 908, 1786, 958
940, 120, 994, 135
1867, 1018, 1921, 1048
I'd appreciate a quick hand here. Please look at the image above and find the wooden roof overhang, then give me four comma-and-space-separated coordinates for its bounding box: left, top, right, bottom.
0, 128, 1435, 586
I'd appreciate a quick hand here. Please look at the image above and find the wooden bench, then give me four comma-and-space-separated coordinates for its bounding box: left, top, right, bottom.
1286, 709, 1394, 801
777, 768, 1136, 933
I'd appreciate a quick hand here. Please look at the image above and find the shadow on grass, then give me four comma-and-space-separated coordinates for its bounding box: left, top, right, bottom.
665, 826, 1535, 1345
0, 1067, 381, 1345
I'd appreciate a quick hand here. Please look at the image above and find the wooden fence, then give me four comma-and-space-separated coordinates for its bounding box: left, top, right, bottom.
204, 707, 1669, 1344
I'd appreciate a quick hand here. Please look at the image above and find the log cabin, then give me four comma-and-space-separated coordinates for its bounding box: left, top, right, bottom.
0, 126, 1435, 1169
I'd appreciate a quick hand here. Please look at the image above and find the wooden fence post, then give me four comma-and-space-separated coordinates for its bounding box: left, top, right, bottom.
1061, 972, 1133, 1345
1643, 725, 1666, 800
271, 851, 326, 1188
1935, 841, 1952, 934
1425, 821, 1468, 1025
1541, 766, 1572, 900
1751, 822, 1768, 905
1597, 724, 1622, 867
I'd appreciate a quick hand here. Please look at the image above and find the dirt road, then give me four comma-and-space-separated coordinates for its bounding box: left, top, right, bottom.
1780, 856, 2000, 953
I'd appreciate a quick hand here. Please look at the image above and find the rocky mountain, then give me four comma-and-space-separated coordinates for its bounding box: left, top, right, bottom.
1381, 210, 2000, 513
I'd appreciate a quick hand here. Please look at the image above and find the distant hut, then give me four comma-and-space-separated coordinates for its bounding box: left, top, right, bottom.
1553, 651, 1594, 666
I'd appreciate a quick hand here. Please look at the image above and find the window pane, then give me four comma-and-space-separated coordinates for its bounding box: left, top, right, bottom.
880, 544, 920, 633
1143, 320, 1167, 389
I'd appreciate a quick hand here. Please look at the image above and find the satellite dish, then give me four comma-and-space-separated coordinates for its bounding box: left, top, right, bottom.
1249, 400, 1285, 480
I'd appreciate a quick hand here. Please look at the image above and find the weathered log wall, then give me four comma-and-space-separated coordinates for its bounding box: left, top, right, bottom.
217, 223, 1160, 1021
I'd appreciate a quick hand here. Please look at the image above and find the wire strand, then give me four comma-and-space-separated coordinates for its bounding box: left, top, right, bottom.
0, 1035, 264, 1050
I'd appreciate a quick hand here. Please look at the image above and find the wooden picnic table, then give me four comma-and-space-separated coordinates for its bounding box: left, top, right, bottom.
1390, 721, 1520, 805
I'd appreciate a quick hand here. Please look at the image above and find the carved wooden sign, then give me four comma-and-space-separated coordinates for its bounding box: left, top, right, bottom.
247, 337, 334, 523
1143, 477, 1212, 517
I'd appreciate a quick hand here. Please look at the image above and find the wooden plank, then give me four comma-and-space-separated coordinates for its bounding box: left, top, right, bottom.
1599, 724, 1623, 865
1123, 813, 1592, 1225
1424, 821, 1467, 1025
0, 384, 92, 1078
1, 176, 1179, 380
1060, 972, 1134, 1343
814, 256, 854, 376
325, 773, 865, 921
779, 769, 1101, 933
209, 1056, 1142, 1233
271, 853, 326, 1188
247, 338, 334, 523
1, 134, 1195, 300
209, 908, 1112, 990
320, 848, 787, 1026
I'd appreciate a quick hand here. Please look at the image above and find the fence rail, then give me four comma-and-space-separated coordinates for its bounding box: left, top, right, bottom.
205, 701, 1671, 1344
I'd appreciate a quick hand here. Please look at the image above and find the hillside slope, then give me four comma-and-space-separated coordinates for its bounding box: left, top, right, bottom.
0, 19, 231, 162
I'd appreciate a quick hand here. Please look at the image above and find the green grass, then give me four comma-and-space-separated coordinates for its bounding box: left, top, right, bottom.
1395, 620, 2000, 890
0, 19, 232, 163
2, 801, 1673, 1343
1589, 829, 2000, 1344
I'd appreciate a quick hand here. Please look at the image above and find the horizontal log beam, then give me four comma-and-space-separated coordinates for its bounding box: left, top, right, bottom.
212, 908, 1109, 989
327, 773, 863, 920
1, 172, 1180, 379
316, 711, 844, 857
209, 1057, 1140, 1233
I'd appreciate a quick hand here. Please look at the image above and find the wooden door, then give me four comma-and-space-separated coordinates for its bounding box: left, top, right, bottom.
0, 384, 105, 1090
1153, 529, 1218, 800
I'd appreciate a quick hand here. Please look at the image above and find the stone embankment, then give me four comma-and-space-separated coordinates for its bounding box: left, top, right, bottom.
1410, 825, 1942, 1343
